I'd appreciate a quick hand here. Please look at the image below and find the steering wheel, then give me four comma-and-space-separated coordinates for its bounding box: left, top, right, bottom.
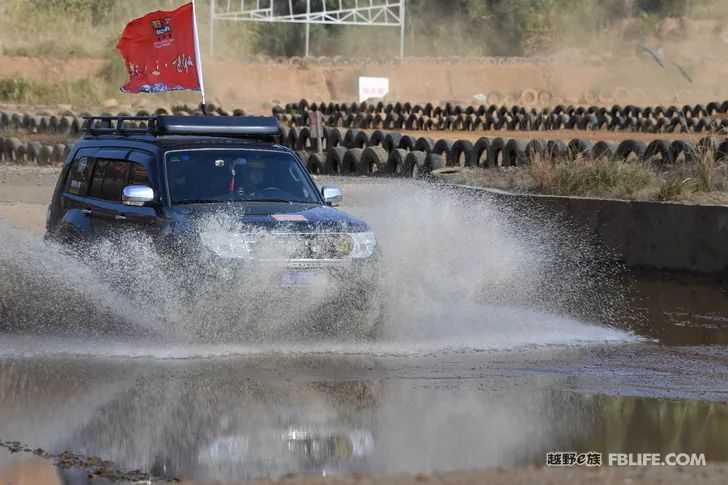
247, 187, 296, 200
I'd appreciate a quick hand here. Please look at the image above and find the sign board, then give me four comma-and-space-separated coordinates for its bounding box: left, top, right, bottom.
358, 77, 390, 103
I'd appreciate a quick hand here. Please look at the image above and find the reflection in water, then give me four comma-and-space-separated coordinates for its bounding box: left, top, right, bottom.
0, 356, 726, 482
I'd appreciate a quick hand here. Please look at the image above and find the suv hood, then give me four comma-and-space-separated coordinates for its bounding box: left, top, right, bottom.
168, 202, 370, 233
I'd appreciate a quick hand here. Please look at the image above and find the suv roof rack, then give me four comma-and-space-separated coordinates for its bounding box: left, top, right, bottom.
83, 115, 280, 141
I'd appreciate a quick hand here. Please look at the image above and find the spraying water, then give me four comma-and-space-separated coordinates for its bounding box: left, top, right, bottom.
0, 178, 634, 357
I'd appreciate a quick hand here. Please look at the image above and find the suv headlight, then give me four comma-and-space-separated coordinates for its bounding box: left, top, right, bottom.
349, 231, 377, 259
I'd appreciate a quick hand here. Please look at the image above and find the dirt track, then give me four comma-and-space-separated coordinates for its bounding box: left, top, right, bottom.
0, 54, 724, 111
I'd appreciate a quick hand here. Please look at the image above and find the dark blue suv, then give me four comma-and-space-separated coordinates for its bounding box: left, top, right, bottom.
46, 116, 381, 338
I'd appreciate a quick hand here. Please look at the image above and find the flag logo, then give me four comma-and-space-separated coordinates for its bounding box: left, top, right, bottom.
116, 2, 203, 94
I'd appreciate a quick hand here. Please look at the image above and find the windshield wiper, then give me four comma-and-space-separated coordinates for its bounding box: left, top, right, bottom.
246, 198, 296, 204
174, 199, 226, 205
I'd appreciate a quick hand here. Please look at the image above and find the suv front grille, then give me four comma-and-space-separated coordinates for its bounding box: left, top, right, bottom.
244, 233, 348, 261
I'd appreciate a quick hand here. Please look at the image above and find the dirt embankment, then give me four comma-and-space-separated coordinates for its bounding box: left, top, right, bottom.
1, 55, 725, 111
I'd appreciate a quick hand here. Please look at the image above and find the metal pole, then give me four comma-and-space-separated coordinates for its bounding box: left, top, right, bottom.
399, 0, 405, 58
209, 0, 215, 57
305, 0, 311, 57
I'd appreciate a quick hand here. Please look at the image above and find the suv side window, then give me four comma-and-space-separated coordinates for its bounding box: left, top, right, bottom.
129, 162, 152, 187
101, 160, 130, 201
64, 156, 96, 196
89, 159, 108, 199
88, 159, 129, 202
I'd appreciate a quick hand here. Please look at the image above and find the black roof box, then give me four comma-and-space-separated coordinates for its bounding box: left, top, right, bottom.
83, 115, 280, 140
156, 116, 280, 137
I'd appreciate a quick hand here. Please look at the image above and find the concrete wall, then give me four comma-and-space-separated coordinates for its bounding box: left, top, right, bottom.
453, 185, 728, 275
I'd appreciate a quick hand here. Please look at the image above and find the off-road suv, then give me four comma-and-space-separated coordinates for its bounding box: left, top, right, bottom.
45, 115, 381, 338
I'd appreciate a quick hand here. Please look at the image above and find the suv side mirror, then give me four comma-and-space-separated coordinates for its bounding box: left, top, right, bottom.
122, 185, 155, 206
321, 186, 342, 207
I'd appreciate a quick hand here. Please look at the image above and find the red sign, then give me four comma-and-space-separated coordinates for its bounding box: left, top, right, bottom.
117, 2, 201, 93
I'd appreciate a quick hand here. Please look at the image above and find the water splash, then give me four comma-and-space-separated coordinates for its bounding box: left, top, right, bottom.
0, 179, 635, 355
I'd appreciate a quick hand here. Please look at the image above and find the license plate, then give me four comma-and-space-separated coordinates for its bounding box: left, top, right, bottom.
280, 271, 326, 287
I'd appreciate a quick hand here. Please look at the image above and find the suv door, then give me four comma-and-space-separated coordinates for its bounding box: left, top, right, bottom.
115, 152, 161, 238
55, 149, 98, 239
85, 151, 131, 240
86, 150, 161, 243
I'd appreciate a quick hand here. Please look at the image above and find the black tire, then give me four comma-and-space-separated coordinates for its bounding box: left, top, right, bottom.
397, 135, 416, 151
28, 141, 43, 163
294, 127, 312, 151
503, 138, 528, 166
287, 127, 301, 150
525, 139, 546, 163
487, 137, 506, 167
359, 146, 388, 174
669, 139, 695, 164
567, 138, 593, 159
384, 113, 402, 130
52, 144, 68, 164
326, 127, 347, 150
642, 139, 672, 165
325, 146, 347, 174
342, 148, 364, 175
383, 132, 402, 153
425, 153, 446, 173
450, 139, 474, 167
14, 141, 28, 163
352, 130, 370, 149
696, 136, 718, 155
472, 137, 491, 167
615, 139, 647, 161
546, 139, 568, 160
37, 144, 53, 165
578, 113, 599, 131
404, 151, 427, 178
715, 140, 728, 161
306, 152, 325, 174
432, 139, 454, 165
405, 113, 419, 130
414, 137, 435, 153
369, 130, 386, 147
343, 129, 360, 148
386, 149, 408, 176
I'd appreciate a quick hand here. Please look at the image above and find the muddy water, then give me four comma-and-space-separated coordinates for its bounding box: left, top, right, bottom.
0, 347, 726, 482
0, 175, 727, 482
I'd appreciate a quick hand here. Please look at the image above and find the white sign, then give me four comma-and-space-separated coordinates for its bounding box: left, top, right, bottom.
358, 77, 390, 103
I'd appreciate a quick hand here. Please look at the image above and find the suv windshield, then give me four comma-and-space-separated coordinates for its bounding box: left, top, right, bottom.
165, 149, 320, 205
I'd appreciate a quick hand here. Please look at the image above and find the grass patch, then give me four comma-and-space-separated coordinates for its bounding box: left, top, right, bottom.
530, 156, 654, 199
441, 151, 728, 205
0, 75, 109, 106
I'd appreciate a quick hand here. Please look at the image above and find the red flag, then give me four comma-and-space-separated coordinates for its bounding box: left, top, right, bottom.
117, 2, 202, 94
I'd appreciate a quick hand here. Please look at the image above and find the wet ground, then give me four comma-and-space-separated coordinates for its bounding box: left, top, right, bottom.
0, 168, 727, 483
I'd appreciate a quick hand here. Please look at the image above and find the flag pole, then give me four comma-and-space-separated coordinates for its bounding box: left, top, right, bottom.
191, 0, 207, 115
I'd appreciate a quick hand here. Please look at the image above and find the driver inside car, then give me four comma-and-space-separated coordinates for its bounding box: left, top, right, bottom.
232, 158, 268, 196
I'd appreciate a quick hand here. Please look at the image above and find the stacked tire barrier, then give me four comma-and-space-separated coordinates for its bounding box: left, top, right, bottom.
274, 99, 728, 134
0, 105, 241, 136
0, 136, 72, 165
2, 106, 725, 171
282, 126, 728, 178
0, 105, 246, 165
